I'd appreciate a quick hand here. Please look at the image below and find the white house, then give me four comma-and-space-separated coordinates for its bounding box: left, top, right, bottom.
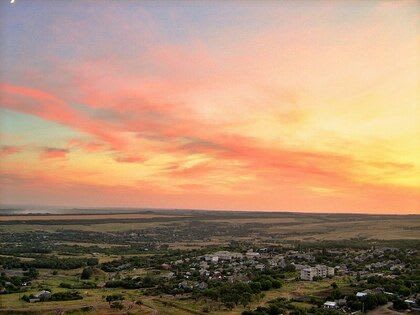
323, 301, 337, 309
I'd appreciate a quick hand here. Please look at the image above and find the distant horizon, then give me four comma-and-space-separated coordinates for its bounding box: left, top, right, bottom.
1, 1, 419, 214
1, 203, 418, 216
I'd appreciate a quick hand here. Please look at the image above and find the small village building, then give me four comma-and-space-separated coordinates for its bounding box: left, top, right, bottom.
323, 301, 338, 309
30, 290, 51, 302
161, 263, 171, 270
35, 290, 51, 300
197, 282, 208, 290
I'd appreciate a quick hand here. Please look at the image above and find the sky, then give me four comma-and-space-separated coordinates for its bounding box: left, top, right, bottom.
0, 0, 419, 214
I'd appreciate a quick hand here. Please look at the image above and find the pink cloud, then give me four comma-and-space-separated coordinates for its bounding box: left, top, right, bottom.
0, 83, 126, 150
68, 139, 106, 153
0, 145, 21, 157
41, 147, 69, 159
113, 155, 146, 163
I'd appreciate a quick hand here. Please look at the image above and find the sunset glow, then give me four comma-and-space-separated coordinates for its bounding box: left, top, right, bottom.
0, 1, 419, 213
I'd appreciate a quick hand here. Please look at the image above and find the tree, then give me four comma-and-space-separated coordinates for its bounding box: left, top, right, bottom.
268, 305, 281, 315
393, 299, 408, 311
25, 267, 39, 279
250, 281, 262, 293
81, 267, 93, 280
261, 280, 273, 291
331, 289, 342, 300
224, 301, 235, 310
106, 294, 124, 304
240, 292, 252, 308
362, 294, 378, 311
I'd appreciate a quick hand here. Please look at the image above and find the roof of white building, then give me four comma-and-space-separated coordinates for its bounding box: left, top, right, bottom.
324, 301, 337, 307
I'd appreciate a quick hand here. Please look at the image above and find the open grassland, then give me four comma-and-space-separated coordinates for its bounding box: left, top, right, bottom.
1, 211, 418, 241
1, 289, 154, 315
0, 213, 185, 221
134, 276, 355, 315
0, 267, 154, 314
0, 272, 361, 315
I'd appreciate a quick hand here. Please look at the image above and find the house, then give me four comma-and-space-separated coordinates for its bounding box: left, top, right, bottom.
301, 267, 317, 281
356, 292, 368, 298
200, 261, 209, 269
31, 290, 51, 302
29, 298, 40, 303
197, 282, 208, 290
178, 280, 194, 290
268, 255, 286, 268
246, 250, 260, 259
293, 263, 310, 271
255, 264, 265, 271
35, 290, 51, 299
314, 265, 334, 277
301, 265, 334, 281
161, 263, 171, 270
214, 251, 243, 260
323, 301, 337, 309
204, 251, 243, 262
289, 252, 314, 261
337, 298, 347, 306
334, 265, 348, 275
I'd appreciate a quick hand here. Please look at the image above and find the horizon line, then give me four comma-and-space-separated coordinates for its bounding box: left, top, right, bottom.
0, 203, 418, 216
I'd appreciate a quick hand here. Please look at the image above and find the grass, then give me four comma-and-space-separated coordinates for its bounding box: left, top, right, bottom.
0, 275, 354, 315
1, 288, 148, 314
1, 213, 418, 239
